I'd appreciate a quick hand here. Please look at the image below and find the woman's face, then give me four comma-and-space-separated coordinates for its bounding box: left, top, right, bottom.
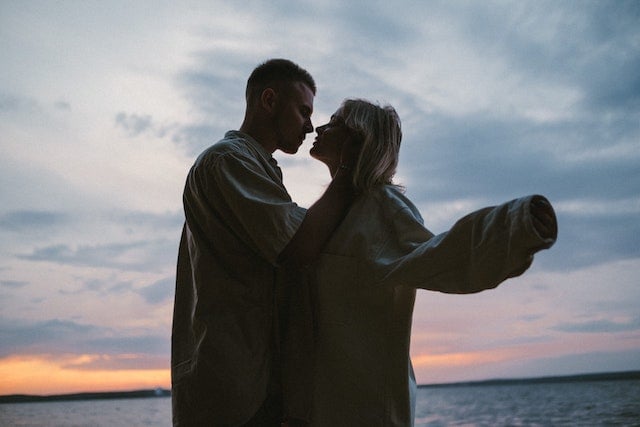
310, 111, 353, 167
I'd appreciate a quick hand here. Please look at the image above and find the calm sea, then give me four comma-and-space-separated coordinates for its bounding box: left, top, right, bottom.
1, 379, 639, 426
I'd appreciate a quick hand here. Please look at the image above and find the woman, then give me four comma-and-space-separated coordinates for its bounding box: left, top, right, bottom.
303, 99, 557, 426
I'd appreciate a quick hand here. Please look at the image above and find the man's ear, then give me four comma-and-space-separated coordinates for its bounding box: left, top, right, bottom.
261, 88, 277, 113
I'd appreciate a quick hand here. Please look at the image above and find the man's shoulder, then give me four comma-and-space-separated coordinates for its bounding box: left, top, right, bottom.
196, 131, 256, 165
204, 131, 252, 155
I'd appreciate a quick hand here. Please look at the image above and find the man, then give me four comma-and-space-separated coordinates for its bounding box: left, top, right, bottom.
171, 59, 359, 426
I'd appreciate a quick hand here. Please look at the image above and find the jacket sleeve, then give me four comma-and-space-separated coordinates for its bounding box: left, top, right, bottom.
186, 150, 306, 266
377, 195, 557, 294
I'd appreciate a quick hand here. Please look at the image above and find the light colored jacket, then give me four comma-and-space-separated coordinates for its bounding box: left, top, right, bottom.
172, 131, 305, 426
309, 185, 556, 426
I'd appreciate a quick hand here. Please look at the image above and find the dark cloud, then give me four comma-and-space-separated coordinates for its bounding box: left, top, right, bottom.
571, 2, 640, 113
115, 112, 153, 137
553, 317, 640, 334
550, 211, 640, 270
138, 276, 174, 305
176, 51, 250, 119
400, 107, 638, 199
171, 123, 223, 157
171, 52, 251, 155
0, 317, 169, 362
18, 238, 176, 272
0, 92, 40, 114
1, 209, 182, 271
54, 100, 71, 111
85, 334, 169, 356
178, 68, 245, 117
1, 0, 637, 385
0, 210, 68, 231
501, 348, 640, 378
80, 278, 133, 294
0, 318, 96, 357
398, 92, 638, 272
0, 280, 28, 288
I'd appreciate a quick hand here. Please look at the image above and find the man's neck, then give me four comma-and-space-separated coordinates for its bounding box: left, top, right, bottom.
239, 121, 276, 154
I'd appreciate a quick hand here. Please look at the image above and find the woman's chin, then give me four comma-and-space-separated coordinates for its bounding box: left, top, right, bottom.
309, 152, 332, 168
308, 149, 322, 161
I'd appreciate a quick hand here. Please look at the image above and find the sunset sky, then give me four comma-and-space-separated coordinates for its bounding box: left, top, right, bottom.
1, 0, 639, 395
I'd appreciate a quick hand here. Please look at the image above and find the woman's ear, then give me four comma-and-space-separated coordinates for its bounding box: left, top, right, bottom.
260, 88, 277, 113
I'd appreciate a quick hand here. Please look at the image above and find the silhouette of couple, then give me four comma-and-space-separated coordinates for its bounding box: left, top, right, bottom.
171, 59, 557, 427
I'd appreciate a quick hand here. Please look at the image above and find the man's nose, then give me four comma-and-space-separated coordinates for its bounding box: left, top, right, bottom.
304, 119, 314, 134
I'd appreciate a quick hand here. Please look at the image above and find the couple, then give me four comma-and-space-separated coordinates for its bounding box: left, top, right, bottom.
171, 59, 557, 426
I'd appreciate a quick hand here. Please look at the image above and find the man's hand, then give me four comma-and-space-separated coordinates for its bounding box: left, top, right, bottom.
531, 196, 557, 240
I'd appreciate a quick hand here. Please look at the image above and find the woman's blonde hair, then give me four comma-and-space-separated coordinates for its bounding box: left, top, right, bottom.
340, 99, 402, 193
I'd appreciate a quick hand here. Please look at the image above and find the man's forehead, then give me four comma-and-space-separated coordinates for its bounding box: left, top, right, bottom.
290, 81, 314, 98
289, 81, 314, 111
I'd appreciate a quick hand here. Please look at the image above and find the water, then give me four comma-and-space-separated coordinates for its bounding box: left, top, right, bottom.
0, 397, 171, 427
1, 380, 638, 426
415, 380, 640, 426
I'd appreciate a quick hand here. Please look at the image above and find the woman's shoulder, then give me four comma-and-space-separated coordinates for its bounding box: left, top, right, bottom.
374, 185, 424, 223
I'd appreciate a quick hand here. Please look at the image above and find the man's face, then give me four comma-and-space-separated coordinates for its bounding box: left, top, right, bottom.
273, 81, 314, 154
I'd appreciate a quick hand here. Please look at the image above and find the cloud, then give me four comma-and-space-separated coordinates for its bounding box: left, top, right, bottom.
0, 92, 40, 114
505, 348, 640, 378
0, 318, 96, 357
452, 1, 640, 114
138, 276, 174, 305
171, 123, 225, 156
0, 92, 72, 122
554, 317, 640, 334
0, 0, 639, 391
178, 65, 247, 117
78, 278, 133, 295
0, 317, 168, 363
54, 100, 71, 111
548, 210, 640, 270
17, 239, 176, 273
61, 353, 168, 371
85, 335, 169, 356
0, 210, 68, 231
0, 280, 28, 288
114, 112, 153, 137
107, 210, 183, 231
0, 208, 181, 263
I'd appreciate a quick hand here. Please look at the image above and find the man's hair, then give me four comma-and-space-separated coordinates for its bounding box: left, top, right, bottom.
245, 58, 316, 104
339, 99, 403, 193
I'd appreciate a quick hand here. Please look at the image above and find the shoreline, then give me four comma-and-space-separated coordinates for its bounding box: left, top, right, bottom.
1, 370, 639, 404
419, 370, 640, 389
0, 388, 170, 404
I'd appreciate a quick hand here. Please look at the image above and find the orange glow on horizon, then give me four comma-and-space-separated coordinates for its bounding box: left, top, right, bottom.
0, 355, 169, 396
412, 349, 511, 368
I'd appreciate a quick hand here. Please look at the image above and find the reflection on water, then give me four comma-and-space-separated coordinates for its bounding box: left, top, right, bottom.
415, 379, 640, 426
1, 379, 638, 426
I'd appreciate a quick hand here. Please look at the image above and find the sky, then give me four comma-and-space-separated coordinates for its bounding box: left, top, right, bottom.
1, 0, 639, 395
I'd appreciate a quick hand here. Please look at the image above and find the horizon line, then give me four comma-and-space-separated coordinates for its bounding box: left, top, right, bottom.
1, 369, 639, 404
